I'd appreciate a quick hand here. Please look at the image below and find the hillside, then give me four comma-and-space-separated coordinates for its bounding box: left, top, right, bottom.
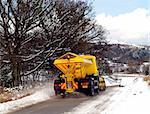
105, 44, 150, 64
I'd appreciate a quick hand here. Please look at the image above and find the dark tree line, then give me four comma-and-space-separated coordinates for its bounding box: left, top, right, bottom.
0, 0, 107, 87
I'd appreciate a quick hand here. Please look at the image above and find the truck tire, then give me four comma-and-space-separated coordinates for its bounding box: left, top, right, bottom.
61, 93, 66, 98
89, 78, 95, 96
60, 89, 66, 98
95, 81, 100, 94
54, 79, 61, 95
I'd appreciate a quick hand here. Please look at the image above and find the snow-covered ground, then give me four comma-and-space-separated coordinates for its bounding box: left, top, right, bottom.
0, 82, 55, 114
1, 75, 147, 114
65, 77, 150, 114
101, 77, 150, 114
104, 75, 121, 87
0, 75, 123, 114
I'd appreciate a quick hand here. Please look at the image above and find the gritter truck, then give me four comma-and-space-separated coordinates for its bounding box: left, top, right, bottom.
53, 52, 106, 97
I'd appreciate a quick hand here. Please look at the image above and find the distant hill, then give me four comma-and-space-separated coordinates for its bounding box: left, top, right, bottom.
105, 44, 150, 64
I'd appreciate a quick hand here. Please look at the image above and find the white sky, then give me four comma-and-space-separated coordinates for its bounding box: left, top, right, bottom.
96, 8, 150, 45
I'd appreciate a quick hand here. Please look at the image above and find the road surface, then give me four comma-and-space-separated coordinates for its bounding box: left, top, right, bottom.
10, 87, 120, 114
10, 77, 140, 114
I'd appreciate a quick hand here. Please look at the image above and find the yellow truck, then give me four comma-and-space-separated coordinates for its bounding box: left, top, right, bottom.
53, 52, 106, 97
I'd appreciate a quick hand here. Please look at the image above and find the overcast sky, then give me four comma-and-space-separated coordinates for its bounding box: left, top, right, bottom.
93, 0, 150, 45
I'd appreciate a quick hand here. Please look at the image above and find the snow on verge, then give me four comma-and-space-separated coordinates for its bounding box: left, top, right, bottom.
64, 77, 150, 114
104, 75, 121, 87
0, 83, 54, 114
101, 78, 150, 114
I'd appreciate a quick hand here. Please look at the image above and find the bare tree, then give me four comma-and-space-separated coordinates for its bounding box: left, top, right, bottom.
51, 0, 107, 53
0, 0, 106, 87
0, 0, 65, 86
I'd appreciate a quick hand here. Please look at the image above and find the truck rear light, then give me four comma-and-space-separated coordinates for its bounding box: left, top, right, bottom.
54, 84, 61, 86
81, 82, 89, 88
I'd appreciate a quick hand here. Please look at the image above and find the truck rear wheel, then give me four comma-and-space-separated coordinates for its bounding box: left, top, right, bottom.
61, 92, 66, 98
54, 79, 61, 95
95, 81, 100, 94
89, 78, 95, 96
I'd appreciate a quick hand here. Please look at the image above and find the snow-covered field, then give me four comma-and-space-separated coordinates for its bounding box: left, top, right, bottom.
65, 77, 150, 114
0, 82, 55, 114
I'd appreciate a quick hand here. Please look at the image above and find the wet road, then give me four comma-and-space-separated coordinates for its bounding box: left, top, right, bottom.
10, 87, 120, 114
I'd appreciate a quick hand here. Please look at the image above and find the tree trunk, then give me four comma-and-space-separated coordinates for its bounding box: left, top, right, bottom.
11, 55, 21, 86
0, 86, 3, 93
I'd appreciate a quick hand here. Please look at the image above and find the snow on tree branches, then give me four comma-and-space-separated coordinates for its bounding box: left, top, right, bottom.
0, 0, 106, 87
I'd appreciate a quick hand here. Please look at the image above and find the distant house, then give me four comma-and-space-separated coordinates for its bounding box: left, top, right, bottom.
108, 60, 128, 73
140, 62, 150, 75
